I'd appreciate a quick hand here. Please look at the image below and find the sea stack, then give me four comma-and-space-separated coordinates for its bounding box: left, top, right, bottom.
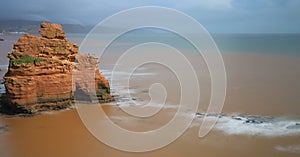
1, 22, 113, 114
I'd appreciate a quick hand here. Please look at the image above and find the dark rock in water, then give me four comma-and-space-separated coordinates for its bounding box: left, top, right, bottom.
195, 113, 205, 118
195, 112, 223, 118
0, 37, 4, 41
206, 113, 219, 117
240, 115, 274, 124
0, 125, 9, 133
232, 116, 242, 121
287, 123, 300, 129
141, 89, 149, 93
244, 119, 263, 124
195, 113, 278, 126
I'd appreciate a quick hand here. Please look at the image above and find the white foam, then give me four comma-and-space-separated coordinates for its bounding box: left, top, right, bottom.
275, 144, 300, 153
217, 118, 300, 136
41, 107, 73, 115
111, 82, 177, 110
101, 69, 156, 76
117, 103, 180, 110
101, 69, 300, 137
187, 114, 300, 137
103, 98, 180, 111
100, 105, 300, 137
110, 86, 138, 95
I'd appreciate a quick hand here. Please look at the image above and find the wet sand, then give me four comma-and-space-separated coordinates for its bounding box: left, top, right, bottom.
1, 107, 300, 157
1, 35, 300, 156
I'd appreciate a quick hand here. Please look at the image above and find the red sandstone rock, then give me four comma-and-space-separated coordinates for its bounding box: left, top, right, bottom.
73, 54, 112, 103
2, 22, 113, 114
39, 22, 66, 39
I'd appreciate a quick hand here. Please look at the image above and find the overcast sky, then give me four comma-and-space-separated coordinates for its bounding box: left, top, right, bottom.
0, 0, 299, 33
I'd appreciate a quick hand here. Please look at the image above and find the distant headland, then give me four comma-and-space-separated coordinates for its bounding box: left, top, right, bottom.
0, 20, 91, 34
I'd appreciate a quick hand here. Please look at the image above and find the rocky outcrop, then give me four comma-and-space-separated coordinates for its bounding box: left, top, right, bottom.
39, 22, 66, 39
1, 22, 113, 114
73, 54, 113, 103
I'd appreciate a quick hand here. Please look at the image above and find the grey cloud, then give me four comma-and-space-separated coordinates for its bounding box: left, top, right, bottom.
0, 0, 299, 33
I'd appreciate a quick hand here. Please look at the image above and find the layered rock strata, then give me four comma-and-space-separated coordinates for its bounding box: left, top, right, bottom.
1, 22, 113, 114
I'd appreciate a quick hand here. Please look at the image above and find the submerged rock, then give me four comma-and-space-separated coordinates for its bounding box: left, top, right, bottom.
1, 22, 113, 114
287, 123, 300, 129
0, 125, 9, 133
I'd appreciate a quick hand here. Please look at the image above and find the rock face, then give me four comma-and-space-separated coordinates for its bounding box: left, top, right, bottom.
1, 22, 113, 114
39, 22, 66, 39
73, 54, 113, 103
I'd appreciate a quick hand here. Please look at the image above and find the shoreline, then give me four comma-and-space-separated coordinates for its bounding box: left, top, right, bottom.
1, 104, 300, 138
1, 105, 300, 157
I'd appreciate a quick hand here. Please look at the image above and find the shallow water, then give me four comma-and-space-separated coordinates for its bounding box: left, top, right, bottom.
1, 34, 300, 156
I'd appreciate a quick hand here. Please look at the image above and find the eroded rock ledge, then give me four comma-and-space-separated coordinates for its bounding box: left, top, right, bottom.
0, 22, 113, 114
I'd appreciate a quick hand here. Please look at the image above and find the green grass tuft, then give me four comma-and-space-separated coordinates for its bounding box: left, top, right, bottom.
34, 57, 45, 64
98, 89, 110, 95
9, 54, 45, 67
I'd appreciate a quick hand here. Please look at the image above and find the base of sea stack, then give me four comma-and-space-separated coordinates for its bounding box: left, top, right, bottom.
0, 96, 72, 115
0, 95, 114, 115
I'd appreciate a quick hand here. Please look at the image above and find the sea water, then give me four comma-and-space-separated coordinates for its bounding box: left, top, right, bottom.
65, 28, 300, 55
